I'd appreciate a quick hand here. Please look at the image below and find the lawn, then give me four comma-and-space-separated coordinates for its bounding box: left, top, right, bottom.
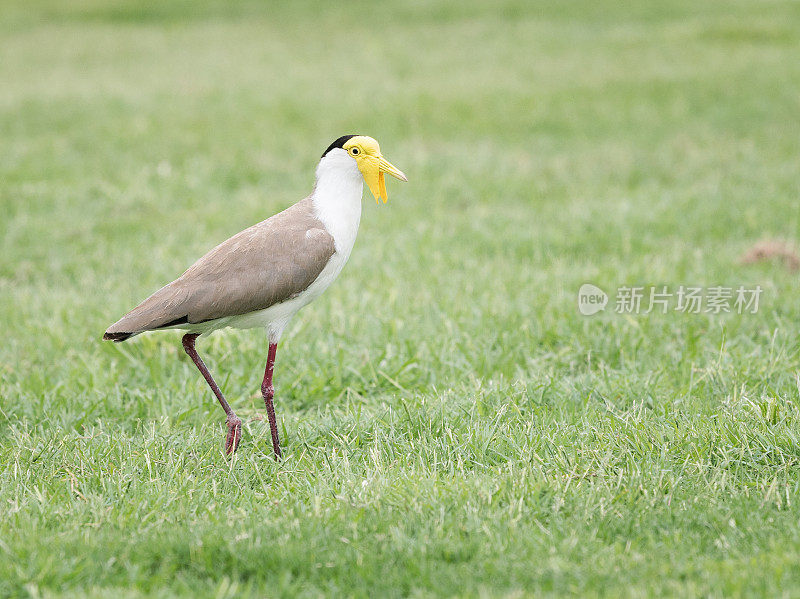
2, 0, 800, 596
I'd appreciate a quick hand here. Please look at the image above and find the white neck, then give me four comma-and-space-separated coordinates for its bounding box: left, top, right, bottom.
311, 149, 363, 257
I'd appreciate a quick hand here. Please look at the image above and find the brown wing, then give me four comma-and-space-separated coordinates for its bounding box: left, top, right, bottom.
104, 197, 335, 340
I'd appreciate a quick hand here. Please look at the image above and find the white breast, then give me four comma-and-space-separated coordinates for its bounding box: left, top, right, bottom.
311, 148, 364, 257
225, 149, 364, 341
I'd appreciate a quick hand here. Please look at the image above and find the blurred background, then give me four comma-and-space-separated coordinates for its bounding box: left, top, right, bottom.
2, 0, 800, 596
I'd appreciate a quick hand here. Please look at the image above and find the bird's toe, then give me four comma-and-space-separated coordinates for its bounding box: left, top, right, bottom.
224, 415, 243, 455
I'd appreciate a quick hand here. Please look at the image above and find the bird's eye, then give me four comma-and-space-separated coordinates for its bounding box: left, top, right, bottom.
350, 147, 360, 155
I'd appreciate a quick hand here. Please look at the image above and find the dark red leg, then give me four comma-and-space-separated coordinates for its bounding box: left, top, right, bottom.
182, 333, 242, 455
261, 342, 282, 459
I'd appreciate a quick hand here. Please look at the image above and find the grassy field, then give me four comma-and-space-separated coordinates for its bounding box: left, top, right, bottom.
2, 0, 800, 596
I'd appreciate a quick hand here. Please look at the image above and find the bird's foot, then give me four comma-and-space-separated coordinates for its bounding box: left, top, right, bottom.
224, 414, 242, 455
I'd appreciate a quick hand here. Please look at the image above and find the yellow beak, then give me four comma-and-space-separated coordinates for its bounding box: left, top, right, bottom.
363, 155, 408, 204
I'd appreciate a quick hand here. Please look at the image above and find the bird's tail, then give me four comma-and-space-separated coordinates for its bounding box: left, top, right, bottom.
102, 331, 136, 342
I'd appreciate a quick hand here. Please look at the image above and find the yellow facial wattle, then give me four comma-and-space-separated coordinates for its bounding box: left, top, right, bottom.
342, 136, 407, 203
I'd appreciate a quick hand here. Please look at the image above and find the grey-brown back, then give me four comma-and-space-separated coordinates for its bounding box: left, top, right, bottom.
104, 196, 335, 340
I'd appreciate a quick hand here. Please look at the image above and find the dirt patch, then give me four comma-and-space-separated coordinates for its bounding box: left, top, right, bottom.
739, 239, 800, 271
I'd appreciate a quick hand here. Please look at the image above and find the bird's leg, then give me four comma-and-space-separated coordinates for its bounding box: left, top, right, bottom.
261, 342, 282, 460
181, 333, 242, 455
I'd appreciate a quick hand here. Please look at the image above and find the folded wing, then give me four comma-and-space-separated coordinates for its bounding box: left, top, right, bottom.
104, 197, 335, 340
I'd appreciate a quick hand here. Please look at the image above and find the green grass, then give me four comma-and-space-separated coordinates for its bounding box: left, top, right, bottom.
2, 0, 800, 596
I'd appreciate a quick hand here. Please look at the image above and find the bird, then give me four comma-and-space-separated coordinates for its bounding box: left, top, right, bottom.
103, 135, 407, 458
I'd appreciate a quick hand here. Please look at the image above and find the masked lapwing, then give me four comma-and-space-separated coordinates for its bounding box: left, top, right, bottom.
104, 135, 407, 458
